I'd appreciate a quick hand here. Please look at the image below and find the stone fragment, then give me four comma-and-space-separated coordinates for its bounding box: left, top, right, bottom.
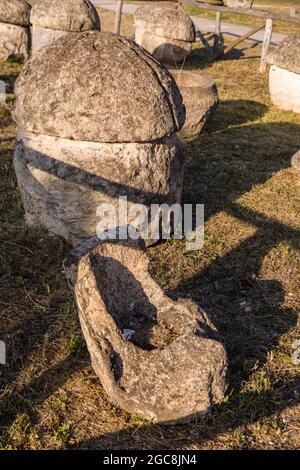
30, 0, 100, 53
134, 4, 195, 65
65, 235, 228, 424
269, 34, 300, 113
0, 0, 30, 62
170, 69, 219, 139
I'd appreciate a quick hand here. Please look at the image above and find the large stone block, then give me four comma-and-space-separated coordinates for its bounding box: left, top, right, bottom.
14, 131, 183, 245
134, 4, 195, 65
0, 0, 31, 62
170, 69, 219, 139
65, 236, 228, 424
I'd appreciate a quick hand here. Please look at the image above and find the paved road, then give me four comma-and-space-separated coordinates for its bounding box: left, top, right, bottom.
94, 0, 286, 44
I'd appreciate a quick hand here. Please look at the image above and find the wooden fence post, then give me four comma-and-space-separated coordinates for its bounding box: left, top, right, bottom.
114, 0, 124, 35
259, 18, 273, 73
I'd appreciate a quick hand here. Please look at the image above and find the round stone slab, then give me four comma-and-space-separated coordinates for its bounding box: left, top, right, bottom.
272, 33, 300, 75
134, 4, 195, 42
14, 31, 185, 143
0, 0, 31, 27
30, 0, 100, 31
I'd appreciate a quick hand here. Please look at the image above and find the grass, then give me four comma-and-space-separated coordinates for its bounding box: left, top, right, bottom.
0, 9, 299, 450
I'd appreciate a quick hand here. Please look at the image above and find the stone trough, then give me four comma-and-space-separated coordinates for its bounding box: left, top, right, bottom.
0, 0, 31, 62
30, 0, 100, 54
65, 234, 228, 424
269, 33, 300, 114
13, 31, 185, 246
169, 69, 219, 140
134, 3, 195, 65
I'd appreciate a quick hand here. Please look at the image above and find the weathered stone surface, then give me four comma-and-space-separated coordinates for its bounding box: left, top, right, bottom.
170, 69, 219, 139
134, 4, 195, 42
13, 131, 184, 245
65, 235, 228, 424
14, 31, 185, 142
134, 4, 195, 64
31, 25, 77, 55
226, 0, 253, 8
291, 150, 300, 170
30, 0, 100, 31
135, 30, 192, 65
0, 0, 31, 27
272, 33, 300, 75
0, 22, 30, 62
269, 65, 300, 113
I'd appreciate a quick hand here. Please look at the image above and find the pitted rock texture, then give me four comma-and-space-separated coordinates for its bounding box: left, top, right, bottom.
13, 131, 184, 245
65, 236, 228, 424
269, 65, 300, 113
271, 33, 300, 75
170, 69, 219, 139
14, 31, 185, 142
291, 151, 300, 170
30, 0, 100, 31
134, 4, 195, 64
134, 4, 195, 42
0, 0, 31, 26
0, 22, 30, 61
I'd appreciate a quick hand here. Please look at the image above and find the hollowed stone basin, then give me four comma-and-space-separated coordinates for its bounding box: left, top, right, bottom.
0, 0, 31, 62
65, 235, 228, 424
170, 69, 219, 139
269, 33, 300, 113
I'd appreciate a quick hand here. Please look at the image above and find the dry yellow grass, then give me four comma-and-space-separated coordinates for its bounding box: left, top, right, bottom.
0, 8, 299, 450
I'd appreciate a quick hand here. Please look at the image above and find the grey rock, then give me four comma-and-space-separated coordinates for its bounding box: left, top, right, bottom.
272, 33, 300, 75
30, 0, 100, 31
14, 31, 185, 143
0, 22, 30, 62
134, 4, 195, 65
31, 25, 78, 55
13, 131, 184, 246
291, 150, 300, 170
134, 4, 195, 42
0, 0, 31, 27
170, 69, 219, 139
65, 235, 228, 424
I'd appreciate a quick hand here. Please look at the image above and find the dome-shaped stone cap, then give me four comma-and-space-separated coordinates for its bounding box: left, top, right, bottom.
30, 0, 100, 31
0, 0, 31, 27
134, 4, 195, 42
14, 31, 185, 143
272, 33, 300, 74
